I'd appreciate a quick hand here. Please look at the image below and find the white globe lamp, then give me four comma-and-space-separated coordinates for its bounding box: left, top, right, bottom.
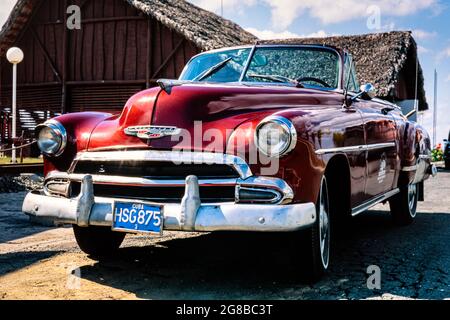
6, 47, 24, 164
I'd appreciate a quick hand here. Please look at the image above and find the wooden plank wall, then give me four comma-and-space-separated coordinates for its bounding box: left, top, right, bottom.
0, 0, 200, 137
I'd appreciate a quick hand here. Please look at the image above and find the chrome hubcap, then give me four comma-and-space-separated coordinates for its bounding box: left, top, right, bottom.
319, 180, 330, 269
408, 184, 417, 217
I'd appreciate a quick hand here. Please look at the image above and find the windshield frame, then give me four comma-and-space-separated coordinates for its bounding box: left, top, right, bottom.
179, 44, 344, 90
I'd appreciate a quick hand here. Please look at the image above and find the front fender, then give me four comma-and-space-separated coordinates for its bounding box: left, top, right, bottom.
42, 112, 113, 175
226, 112, 324, 204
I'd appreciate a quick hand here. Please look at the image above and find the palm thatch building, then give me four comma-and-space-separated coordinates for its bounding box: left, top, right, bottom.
261, 31, 428, 113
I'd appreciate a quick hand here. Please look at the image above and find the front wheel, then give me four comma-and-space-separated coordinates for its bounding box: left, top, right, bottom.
389, 184, 418, 226
73, 225, 126, 258
291, 176, 331, 282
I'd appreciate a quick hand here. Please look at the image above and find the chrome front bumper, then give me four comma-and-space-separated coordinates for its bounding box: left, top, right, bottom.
23, 174, 317, 232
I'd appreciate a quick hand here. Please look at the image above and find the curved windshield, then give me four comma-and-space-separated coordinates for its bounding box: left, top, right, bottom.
180, 46, 341, 89
244, 47, 340, 89
180, 48, 251, 83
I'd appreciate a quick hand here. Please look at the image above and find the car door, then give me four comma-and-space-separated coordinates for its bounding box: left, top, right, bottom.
357, 100, 398, 198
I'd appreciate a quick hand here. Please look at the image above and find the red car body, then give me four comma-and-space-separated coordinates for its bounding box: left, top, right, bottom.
23, 44, 436, 279
41, 82, 433, 206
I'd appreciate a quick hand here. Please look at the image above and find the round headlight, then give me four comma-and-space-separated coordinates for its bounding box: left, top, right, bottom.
255, 116, 297, 157
36, 121, 67, 156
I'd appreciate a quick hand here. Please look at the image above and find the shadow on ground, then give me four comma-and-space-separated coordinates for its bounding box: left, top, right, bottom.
0, 192, 53, 243
78, 210, 450, 300
0, 251, 61, 277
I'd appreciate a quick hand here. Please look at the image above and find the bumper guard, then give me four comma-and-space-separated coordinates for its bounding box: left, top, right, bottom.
23, 175, 317, 232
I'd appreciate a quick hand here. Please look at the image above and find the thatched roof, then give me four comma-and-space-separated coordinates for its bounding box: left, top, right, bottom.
126, 0, 256, 50
260, 31, 428, 110
0, 0, 35, 56
0, 0, 256, 55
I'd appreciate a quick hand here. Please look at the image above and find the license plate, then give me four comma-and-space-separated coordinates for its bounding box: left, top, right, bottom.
112, 201, 163, 234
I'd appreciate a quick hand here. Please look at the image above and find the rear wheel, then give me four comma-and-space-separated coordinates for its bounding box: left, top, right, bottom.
73, 225, 126, 258
389, 183, 418, 226
445, 160, 450, 170
291, 176, 331, 282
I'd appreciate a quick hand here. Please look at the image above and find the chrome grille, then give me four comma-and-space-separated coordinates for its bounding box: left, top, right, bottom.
72, 160, 240, 180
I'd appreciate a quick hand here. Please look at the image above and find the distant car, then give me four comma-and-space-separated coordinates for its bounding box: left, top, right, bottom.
23, 43, 437, 281
444, 132, 450, 169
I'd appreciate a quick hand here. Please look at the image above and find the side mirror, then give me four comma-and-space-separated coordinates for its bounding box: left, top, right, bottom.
359, 83, 376, 100
345, 83, 376, 108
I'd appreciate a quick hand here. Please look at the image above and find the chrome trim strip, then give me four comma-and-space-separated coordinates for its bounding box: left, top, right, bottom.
72, 150, 253, 179
236, 186, 283, 205
352, 188, 400, 217
239, 43, 257, 82
45, 172, 295, 205
315, 142, 396, 155
315, 145, 366, 155
47, 172, 238, 187
238, 176, 294, 205
402, 165, 418, 172
419, 154, 432, 160
366, 142, 396, 151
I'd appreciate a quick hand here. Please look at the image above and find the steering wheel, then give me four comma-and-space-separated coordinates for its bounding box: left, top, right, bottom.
297, 77, 331, 88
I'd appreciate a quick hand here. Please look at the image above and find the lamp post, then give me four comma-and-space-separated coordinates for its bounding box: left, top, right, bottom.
6, 47, 24, 164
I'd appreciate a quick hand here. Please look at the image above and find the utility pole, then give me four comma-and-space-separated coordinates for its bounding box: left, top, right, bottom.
433, 69, 438, 147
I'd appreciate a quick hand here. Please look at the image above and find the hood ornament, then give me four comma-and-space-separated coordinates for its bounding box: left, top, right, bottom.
157, 79, 192, 94
125, 126, 182, 140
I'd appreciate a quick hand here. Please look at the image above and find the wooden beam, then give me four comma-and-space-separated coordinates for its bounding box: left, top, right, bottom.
151, 38, 184, 79
30, 28, 62, 83
61, 0, 68, 114
15, 0, 45, 45
41, 16, 146, 27
65, 80, 146, 86
146, 18, 152, 88
80, 0, 91, 9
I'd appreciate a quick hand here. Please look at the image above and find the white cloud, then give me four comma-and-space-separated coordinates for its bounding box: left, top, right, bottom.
188, 0, 257, 15
0, 0, 16, 27
413, 29, 438, 40
245, 28, 300, 39
418, 46, 430, 54
446, 75, 450, 82
245, 28, 330, 40
263, 0, 440, 30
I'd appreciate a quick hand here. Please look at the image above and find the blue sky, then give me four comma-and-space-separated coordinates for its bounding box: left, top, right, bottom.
0, 0, 448, 145
189, 0, 450, 146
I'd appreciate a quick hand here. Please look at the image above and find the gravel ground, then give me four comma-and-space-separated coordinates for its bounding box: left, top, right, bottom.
0, 168, 449, 300
0, 175, 43, 193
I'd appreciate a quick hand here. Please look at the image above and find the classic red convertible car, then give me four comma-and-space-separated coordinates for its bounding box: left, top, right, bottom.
23, 44, 437, 280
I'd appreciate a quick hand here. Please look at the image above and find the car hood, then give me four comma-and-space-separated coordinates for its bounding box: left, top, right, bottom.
87, 83, 344, 152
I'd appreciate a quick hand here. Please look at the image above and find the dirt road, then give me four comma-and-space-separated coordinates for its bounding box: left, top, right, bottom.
1, 168, 449, 300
